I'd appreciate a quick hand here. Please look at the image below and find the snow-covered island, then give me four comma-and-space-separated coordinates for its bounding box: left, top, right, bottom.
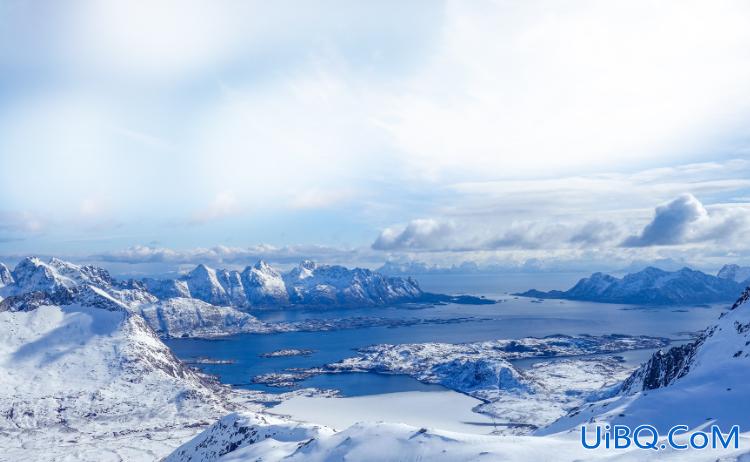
260, 348, 316, 358
518, 265, 750, 305
256, 334, 671, 430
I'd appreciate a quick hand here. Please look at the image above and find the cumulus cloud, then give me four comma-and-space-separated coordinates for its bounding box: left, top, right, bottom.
621, 193, 750, 248
372, 219, 456, 251
622, 194, 708, 246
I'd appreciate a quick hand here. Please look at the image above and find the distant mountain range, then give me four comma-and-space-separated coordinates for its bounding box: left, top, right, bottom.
518, 265, 750, 305
0, 257, 492, 339
139, 259, 491, 308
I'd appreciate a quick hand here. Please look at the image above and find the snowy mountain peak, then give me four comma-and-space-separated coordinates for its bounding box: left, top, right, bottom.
183, 264, 230, 306
254, 259, 273, 271
241, 261, 288, 305
7, 256, 115, 298
288, 259, 317, 280
10, 256, 75, 295
300, 259, 317, 270
718, 263, 750, 284
189, 263, 215, 278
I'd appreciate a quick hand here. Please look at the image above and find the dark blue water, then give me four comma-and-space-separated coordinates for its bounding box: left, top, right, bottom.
166, 290, 726, 396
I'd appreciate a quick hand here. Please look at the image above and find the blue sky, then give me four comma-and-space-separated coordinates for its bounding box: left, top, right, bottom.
2, 0, 750, 273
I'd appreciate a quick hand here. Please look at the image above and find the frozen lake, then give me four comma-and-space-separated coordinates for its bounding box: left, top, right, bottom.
269, 389, 500, 435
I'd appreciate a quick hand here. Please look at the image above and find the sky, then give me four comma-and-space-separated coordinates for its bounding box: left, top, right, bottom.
2, 0, 750, 275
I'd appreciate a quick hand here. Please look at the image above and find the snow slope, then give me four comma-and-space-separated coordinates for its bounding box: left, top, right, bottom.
166, 411, 749, 462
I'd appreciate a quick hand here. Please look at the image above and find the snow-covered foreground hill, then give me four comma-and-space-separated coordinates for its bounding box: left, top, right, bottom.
165, 412, 749, 462
0, 297, 243, 461
541, 287, 750, 435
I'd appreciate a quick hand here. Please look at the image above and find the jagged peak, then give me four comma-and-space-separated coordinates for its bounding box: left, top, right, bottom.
588, 272, 615, 280
299, 259, 317, 270
14, 256, 44, 270
191, 263, 213, 273
731, 286, 750, 310
48, 256, 74, 266
254, 259, 272, 271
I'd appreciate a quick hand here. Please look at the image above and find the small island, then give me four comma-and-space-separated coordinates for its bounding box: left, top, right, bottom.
260, 349, 316, 358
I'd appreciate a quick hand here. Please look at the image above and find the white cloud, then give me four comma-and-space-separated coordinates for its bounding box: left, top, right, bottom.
622, 194, 750, 247
372, 219, 456, 251
189, 192, 241, 225
2, 0, 750, 268
381, 1, 750, 178
622, 194, 708, 246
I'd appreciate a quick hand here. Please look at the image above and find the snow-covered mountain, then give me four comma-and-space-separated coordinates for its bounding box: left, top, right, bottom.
0, 256, 492, 341
136, 297, 270, 338
0, 257, 270, 339
282, 260, 423, 306
2, 256, 491, 314
0, 274, 239, 461
241, 260, 289, 305
717, 264, 750, 285
3, 256, 112, 297
519, 266, 745, 305
144, 259, 438, 308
